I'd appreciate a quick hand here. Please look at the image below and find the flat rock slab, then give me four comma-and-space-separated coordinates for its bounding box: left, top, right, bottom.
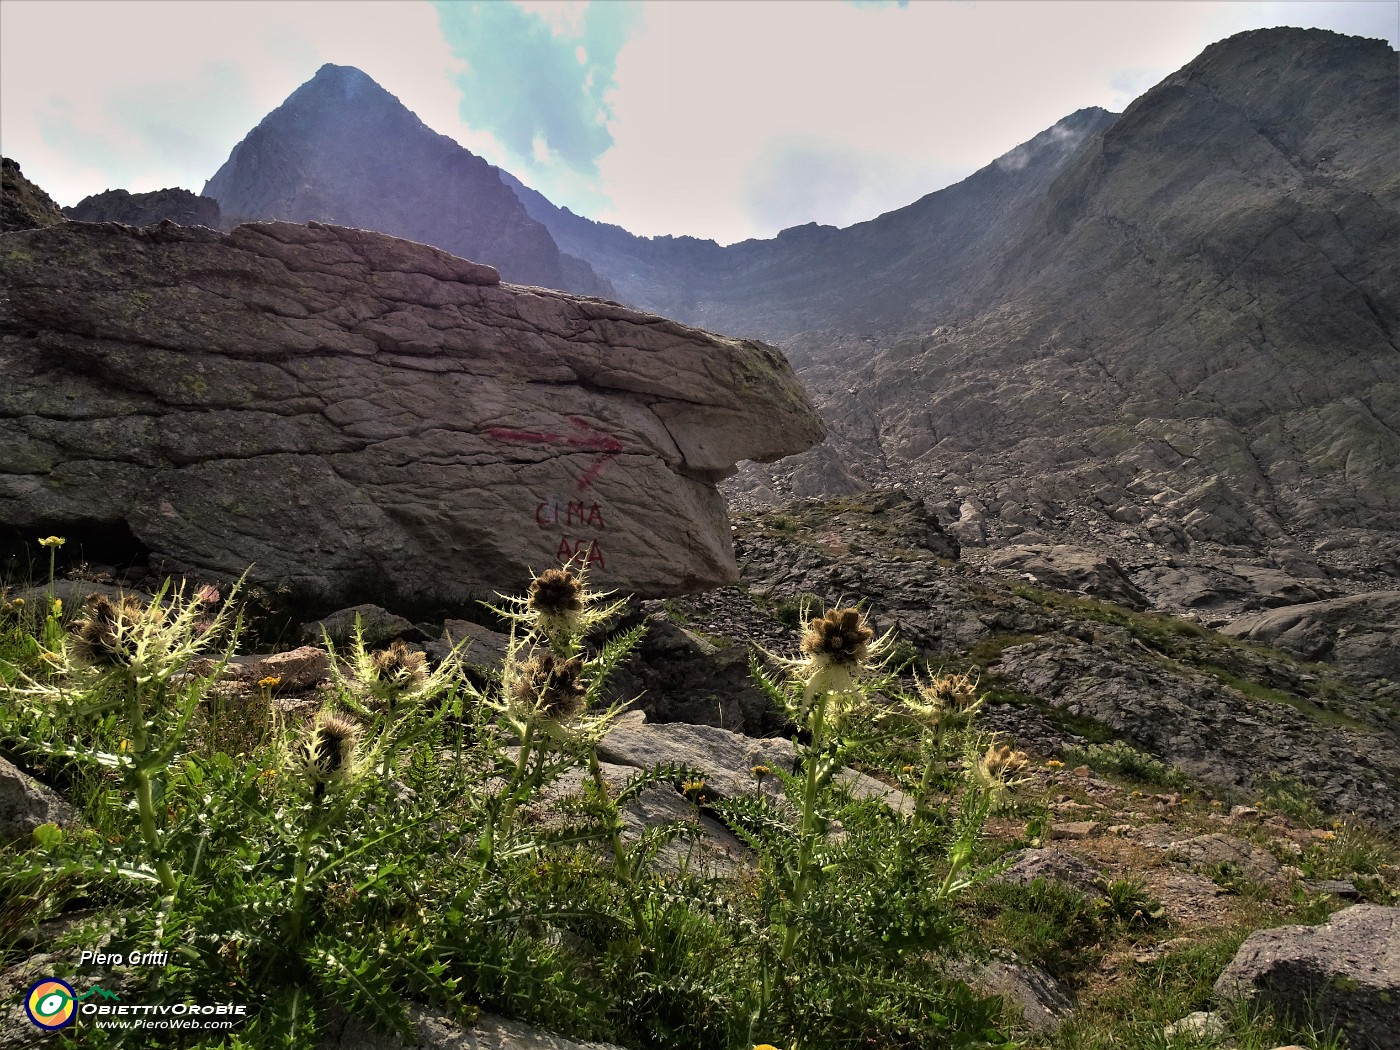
304, 605, 416, 648
545, 761, 750, 877
323, 1006, 628, 1049
1166, 833, 1282, 883
994, 847, 1107, 901
946, 954, 1073, 1034
1214, 904, 1400, 1050
1223, 591, 1400, 679
600, 715, 794, 803
1, 220, 822, 604
599, 715, 913, 815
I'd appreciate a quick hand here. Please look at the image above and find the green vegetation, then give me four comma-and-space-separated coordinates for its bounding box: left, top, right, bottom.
0, 547, 1019, 1049
4, 534, 1396, 1050
1063, 740, 1192, 791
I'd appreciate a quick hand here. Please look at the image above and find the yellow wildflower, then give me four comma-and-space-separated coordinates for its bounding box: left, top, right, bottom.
38, 536, 66, 548
257, 675, 282, 689
1046, 759, 1064, 769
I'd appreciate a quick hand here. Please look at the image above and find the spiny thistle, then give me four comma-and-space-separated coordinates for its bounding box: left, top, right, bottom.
371, 640, 428, 693
505, 650, 587, 724
490, 565, 627, 654
69, 593, 154, 669
292, 715, 361, 794
324, 618, 461, 718
907, 670, 984, 730
974, 741, 1032, 808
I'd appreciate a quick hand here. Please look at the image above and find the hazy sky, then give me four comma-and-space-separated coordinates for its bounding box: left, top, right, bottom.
2, 1, 1395, 244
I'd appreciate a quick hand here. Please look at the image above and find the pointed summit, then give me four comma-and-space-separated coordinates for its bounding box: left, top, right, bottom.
203, 66, 609, 293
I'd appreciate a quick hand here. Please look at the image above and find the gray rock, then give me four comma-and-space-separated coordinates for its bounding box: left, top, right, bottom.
1224, 592, 1400, 680
948, 954, 1073, 1034
1, 219, 822, 605
65, 188, 221, 229
598, 714, 912, 815
14, 581, 154, 617
1167, 834, 1282, 883
2, 157, 65, 233
435, 621, 510, 673
1214, 904, 1400, 1050
994, 847, 1107, 901
1163, 1011, 1226, 1040
322, 1005, 628, 1049
227, 645, 331, 690
987, 545, 1148, 610
599, 714, 794, 804
545, 761, 748, 877
0, 757, 71, 845
305, 606, 416, 649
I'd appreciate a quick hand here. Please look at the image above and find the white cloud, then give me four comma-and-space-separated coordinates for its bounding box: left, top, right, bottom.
0, 0, 473, 206
595, 0, 1396, 242
1, 0, 1392, 238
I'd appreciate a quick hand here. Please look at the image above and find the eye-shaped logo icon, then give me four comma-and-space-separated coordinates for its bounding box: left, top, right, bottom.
25, 978, 77, 1030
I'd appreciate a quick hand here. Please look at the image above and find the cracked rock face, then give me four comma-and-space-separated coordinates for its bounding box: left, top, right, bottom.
0, 220, 823, 605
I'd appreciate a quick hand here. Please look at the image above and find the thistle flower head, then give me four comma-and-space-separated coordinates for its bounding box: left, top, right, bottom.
293, 715, 361, 792
908, 670, 984, 729
490, 564, 625, 654
973, 741, 1032, 809
506, 650, 587, 723
981, 743, 1030, 779
70, 593, 151, 668
371, 640, 428, 691
801, 607, 874, 667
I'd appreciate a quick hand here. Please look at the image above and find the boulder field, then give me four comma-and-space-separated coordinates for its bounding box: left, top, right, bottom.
0, 219, 822, 605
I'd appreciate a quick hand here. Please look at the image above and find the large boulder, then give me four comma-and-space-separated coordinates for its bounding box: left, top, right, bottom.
0, 220, 823, 606
1214, 905, 1400, 1050
1223, 591, 1400, 681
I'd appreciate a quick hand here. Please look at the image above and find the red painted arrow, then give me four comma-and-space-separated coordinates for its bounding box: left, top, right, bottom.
485, 416, 623, 492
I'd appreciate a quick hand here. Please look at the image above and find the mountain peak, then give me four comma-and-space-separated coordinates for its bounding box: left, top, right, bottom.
201, 66, 612, 293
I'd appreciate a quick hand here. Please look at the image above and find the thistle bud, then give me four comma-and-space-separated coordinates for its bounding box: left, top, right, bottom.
527, 568, 586, 645
70, 593, 148, 668
371, 640, 428, 691
506, 650, 587, 723
293, 716, 361, 794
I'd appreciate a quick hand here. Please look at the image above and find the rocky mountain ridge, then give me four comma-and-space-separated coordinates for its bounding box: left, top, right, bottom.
203, 64, 611, 296
64, 187, 221, 228
716, 29, 1399, 637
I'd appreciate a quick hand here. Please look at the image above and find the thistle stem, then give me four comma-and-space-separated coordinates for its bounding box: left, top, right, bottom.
779, 688, 828, 967
914, 725, 944, 827
588, 749, 646, 934
127, 681, 177, 893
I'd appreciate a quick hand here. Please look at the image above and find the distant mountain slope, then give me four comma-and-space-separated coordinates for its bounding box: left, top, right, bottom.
739, 28, 1399, 606
66, 187, 221, 228
204, 64, 611, 295
501, 106, 1119, 340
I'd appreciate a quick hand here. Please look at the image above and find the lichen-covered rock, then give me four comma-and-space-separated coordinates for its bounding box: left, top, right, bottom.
0, 220, 822, 605
986, 545, 1149, 609
1214, 905, 1400, 1050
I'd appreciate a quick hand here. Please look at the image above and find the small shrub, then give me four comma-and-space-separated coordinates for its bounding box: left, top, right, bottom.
1065, 740, 1191, 790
